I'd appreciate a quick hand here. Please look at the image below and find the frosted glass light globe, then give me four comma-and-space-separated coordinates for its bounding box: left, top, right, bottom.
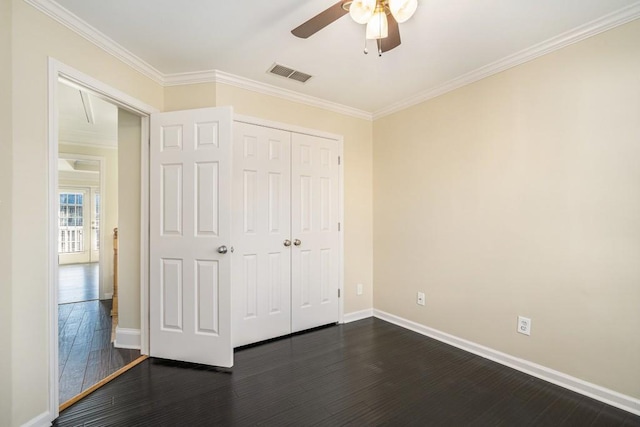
349, 0, 377, 24
388, 0, 418, 23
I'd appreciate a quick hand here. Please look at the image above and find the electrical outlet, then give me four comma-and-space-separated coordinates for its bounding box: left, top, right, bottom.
356, 283, 363, 296
517, 316, 531, 336
417, 292, 426, 306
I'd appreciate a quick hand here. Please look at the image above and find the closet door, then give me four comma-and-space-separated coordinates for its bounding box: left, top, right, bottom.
232, 122, 292, 347
291, 133, 340, 332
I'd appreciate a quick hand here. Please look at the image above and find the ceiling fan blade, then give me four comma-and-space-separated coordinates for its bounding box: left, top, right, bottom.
292, 1, 348, 39
381, 13, 401, 52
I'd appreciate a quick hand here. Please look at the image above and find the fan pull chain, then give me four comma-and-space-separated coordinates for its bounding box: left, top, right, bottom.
377, 39, 382, 57
363, 29, 368, 54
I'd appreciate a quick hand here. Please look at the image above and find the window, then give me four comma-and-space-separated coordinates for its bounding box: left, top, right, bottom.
59, 191, 85, 253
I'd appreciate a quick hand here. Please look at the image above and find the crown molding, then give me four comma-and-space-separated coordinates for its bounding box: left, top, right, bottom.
162, 70, 218, 86
373, 2, 640, 120
24, 0, 165, 85
26, 0, 640, 122
163, 69, 373, 120
211, 70, 374, 121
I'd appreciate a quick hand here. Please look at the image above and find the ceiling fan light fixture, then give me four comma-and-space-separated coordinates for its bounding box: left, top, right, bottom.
365, 5, 388, 39
388, 0, 418, 23
349, 0, 376, 24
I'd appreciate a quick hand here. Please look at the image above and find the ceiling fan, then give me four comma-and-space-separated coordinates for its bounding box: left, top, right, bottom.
292, 0, 418, 56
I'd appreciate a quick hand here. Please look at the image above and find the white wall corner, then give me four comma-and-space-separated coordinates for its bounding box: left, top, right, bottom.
114, 327, 141, 350
372, 309, 640, 417
343, 309, 374, 323
20, 411, 51, 427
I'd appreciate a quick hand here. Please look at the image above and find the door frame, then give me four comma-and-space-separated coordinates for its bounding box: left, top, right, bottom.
47, 58, 157, 419
57, 153, 106, 296
234, 114, 345, 325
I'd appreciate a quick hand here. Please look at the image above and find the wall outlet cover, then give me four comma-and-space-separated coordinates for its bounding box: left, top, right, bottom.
417, 292, 426, 306
517, 316, 531, 336
356, 283, 363, 295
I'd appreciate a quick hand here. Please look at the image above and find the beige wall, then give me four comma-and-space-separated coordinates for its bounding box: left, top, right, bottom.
58, 143, 118, 295
0, 0, 13, 424
117, 109, 142, 329
214, 84, 375, 314
10, 0, 163, 424
373, 19, 640, 399
164, 82, 216, 111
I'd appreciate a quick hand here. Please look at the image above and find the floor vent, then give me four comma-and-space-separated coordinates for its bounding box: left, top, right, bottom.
267, 63, 313, 83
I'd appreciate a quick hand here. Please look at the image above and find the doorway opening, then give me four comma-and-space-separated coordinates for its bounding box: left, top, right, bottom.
56, 80, 142, 405
49, 63, 155, 415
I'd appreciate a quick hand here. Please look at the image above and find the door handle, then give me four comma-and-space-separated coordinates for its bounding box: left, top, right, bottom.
283, 239, 291, 247
217, 245, 228, 254
293, 239, 301, 246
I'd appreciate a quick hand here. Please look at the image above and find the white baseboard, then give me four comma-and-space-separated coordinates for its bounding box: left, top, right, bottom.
114, 327, 141, 350
21, 411, 51, 427
343, 309, 373, 323
373, 309, 640, 416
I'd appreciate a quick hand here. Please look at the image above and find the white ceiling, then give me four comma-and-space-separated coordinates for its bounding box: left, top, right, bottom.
48, 0, 640, 114
58, 81, 118, 147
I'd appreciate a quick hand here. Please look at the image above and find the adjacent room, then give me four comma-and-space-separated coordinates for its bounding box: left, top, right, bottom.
2, 0, 639, 426
55, 81, 141, 405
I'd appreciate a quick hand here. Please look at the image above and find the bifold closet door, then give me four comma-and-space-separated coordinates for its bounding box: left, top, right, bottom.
232, 122, 292, 347
291, 133, 340, 333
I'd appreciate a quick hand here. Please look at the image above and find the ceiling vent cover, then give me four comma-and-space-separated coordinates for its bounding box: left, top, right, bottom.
267, 63, 313, 84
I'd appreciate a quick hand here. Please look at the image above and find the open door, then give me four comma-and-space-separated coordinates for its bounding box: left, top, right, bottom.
149, 107, 233, 367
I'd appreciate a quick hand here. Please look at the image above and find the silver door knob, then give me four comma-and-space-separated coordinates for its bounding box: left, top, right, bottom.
293, 239, 301, 246
284, 239, 291, 247
217, 245, 228, 254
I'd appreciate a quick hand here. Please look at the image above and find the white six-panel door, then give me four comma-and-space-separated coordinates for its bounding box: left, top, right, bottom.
231, 123, 341, 345
291, 133, 340, 332
232, 122, 292, 347
150, 107, 233, 367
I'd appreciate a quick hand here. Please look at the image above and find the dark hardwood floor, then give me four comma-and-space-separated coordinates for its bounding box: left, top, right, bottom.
58, 299, 140, 404
54, 318, 640, 426
59, 262, 99, 304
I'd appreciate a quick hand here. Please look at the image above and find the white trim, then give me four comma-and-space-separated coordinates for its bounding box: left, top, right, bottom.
25, 0, 164, 85
373, 2, 640, 119
373, 309, 640, 416
343, 309, 373, 323
114, 327, 142, 350
162, 70, 218, 86
213, 71, 373, 121
55, 62, 158, 116
338, 138, 344, 325
20, 411, 51, 427
139, 116, 150, 355
48, 58, 157, 425
58, 140, 118, 150
47, 58, 60, 421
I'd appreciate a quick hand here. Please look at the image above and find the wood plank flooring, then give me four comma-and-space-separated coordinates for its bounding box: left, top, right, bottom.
58, 300, 140, 404
58, 262, 99, 304
54, 318, 640, 426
